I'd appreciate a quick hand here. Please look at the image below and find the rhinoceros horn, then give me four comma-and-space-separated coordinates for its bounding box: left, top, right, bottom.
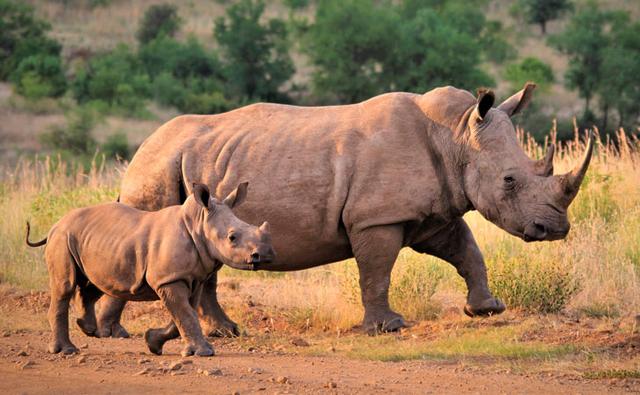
556, 131, 595, 206
536, 144, 555, 177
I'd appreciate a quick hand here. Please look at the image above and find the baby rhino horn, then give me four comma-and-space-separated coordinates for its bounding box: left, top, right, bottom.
259, 222, 270, 233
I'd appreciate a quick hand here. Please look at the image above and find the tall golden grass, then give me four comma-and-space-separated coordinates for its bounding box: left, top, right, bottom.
1, 128, 638, 331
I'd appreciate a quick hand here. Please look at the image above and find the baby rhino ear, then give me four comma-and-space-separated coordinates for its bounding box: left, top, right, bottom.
222, 182, 249, 209
192, 183, 211, 209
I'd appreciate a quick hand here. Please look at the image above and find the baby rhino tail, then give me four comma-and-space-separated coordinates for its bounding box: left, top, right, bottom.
25, 222, 47, 247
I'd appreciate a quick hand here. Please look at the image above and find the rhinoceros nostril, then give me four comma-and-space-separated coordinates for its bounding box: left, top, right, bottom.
251, 252, 260, 263
534, 222, 547, 238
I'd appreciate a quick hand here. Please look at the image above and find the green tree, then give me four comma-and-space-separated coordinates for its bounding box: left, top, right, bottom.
599, 19, 640, 131
504, 57, 554, 92
0, 0, 67, 98
214, 0, 294, 102
40, 106, 99, 154
302, 0, 398, 103
520, 0, 573, 34
136, 4, 182, 45
549, 4, 612, 122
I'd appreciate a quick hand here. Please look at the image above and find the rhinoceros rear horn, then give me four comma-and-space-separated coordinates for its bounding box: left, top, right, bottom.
556, 131, 595, 205
535, 144, 555, 177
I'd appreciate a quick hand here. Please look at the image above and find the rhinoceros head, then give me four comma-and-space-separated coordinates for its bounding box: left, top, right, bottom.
192, 182, 275, 269
462, 83, 594, 242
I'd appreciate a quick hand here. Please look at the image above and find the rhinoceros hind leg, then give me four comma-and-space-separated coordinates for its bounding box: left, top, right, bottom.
198, 271, 240, 338
75, 283, 102, 337
350, 224, 408, 335
95, 296, 130, 338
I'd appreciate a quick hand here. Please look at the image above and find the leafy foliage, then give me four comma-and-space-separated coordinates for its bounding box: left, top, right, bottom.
136, 3, 182, 45
71, 44, 150, 116
214, 0, 294, 102
40, 106, 99, 154
101, 132, 130, 160
0, 0, 66, 98
505, 57, 554, 92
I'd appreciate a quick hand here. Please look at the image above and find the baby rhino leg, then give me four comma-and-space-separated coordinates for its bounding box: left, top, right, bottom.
156, 282, 214, 357
46, 242, 78, 354
145, 322, 179, 355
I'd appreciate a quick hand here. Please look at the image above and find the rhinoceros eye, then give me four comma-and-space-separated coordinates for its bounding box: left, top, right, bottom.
503, 176, 516, 190
228, 232, 237, 243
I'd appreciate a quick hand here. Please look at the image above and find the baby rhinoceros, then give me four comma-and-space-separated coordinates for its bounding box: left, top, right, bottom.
26, 182, 274, 357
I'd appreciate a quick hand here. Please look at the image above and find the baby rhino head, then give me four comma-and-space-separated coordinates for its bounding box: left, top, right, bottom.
192, 182, 274, 270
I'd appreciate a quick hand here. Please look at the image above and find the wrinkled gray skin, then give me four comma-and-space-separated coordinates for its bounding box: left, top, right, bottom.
97, 83, 593, 336
26, 183, 274, 356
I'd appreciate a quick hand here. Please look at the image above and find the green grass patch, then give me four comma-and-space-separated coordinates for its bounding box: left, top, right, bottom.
336, 327, 576, 362
583, 369, 640, 379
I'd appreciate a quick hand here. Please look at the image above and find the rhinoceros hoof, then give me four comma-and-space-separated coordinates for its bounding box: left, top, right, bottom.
365, 315, 407, 335
48, 341, 78, 355
464, 297, 506, 317
205, 321, 240, 338
110, 323, 130, 338
181, 343, 215, 357
144, 329, 165, 355
76, 318, 97, 337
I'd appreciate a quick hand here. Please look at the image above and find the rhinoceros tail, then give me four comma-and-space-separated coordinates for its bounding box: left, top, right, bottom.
25, 221, 47, 247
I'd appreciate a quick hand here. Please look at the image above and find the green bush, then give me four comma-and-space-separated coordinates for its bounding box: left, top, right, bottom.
101, 132, 130, 160
39, 106, 99, 154
179, 91, 233, 114
136, 3, 182, 45
488, 255, 580, 313
72, 45, 150, 116
505, 57, 554, 92
10, 54, 66, 99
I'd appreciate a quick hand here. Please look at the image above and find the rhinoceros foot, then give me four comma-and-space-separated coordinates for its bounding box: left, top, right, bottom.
181, 342, 215, 357
76, 318, 97, 337
464, 297, 506, 317
364, 312, 407, 335
203, 319, 240, 338
48, 341, 78, 355
96, 322, 130, 338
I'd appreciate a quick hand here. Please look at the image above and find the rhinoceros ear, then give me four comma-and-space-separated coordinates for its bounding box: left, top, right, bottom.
222, 182, 248, 209
497, 82, 536, 117
472, 89, 495, 122
192, 183, 211, 209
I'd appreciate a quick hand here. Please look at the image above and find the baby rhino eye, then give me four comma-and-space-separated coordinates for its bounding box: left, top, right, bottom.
228, 233, 237, 242
504, 176, 515, 184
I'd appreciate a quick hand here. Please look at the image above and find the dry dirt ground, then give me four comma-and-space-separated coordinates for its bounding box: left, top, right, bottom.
0, 287, 638, 394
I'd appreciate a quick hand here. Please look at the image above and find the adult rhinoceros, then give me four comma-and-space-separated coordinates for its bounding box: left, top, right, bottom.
94, 83, 593, 337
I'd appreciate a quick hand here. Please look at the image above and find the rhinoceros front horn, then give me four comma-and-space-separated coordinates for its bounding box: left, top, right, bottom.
556, 131, 595, 206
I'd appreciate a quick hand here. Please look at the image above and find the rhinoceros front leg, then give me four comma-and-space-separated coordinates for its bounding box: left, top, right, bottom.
411, 218, 505, 317
350, 224, 407, 335
197, 270, 240, 337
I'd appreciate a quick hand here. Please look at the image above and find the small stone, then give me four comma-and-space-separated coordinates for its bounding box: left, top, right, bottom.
247, 346, 256, 352
325, 381, 337, 388
248, 367, 263, 374
290, 338, 309, 347
202, 368, 223, 376
2, 331, 10, 337
138, 358, 151, 364
79, 344, 89, 349
276, 376, 289, 384
169, 361, 182, 371
327, 346, 336, 353
232, 391, 240, 395
134, 367, 152, 376
170, 371, 185, 376
179, 359, 193, 365
19, 360, 35, 369
16, 350, 28, 357
77, 356, 86, 364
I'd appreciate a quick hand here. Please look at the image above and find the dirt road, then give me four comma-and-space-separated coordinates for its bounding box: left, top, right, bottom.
0, 330, 635, 395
